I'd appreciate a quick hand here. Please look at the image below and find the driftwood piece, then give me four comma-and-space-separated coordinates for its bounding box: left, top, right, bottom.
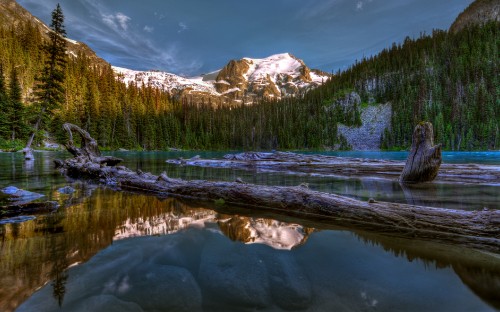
58, 123, 122, 167
166, 152, 500, 185
400, 122, 442, 183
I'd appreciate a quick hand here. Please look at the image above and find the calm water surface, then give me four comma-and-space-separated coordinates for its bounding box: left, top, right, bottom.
0, 151, 499, 311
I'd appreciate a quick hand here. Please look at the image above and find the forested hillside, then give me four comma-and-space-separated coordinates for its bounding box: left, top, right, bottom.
171, 21, 500, 151
319, 22, 499, 150
0, 20, 176, 150
0, 6, 498, 151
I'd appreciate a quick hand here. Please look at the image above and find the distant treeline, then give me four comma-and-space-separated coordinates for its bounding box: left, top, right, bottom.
323, 21, 499, 151
0, 20, 498, 151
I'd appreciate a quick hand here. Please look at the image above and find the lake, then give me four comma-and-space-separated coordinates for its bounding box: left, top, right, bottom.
1, 151, 499, 311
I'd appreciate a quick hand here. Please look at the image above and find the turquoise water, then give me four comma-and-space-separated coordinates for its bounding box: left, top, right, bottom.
0, 151, 499, 311
300, 150, 500, 164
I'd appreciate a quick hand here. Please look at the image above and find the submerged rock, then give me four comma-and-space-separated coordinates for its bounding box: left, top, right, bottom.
198, 236, 271, 308
57, 186, 76, 194
152, 229, 207, 272
114, 264, 202, 312
264, 252, 312, 310
1, 186, 44, 203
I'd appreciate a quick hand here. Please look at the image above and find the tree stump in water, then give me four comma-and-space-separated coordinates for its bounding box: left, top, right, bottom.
400, 122, 442, 184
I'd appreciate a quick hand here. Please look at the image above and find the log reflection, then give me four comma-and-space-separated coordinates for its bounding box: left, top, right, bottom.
1, 189, 499, 311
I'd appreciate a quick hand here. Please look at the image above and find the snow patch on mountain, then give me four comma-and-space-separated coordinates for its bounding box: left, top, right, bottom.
113, 66, 219, 95
243, 53, 325, 85
112, 53, 330, 104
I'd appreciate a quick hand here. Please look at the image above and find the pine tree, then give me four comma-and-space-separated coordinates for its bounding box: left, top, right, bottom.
0, 64, 8, 139
25, 3, 67, 158
8, 67, 26, 140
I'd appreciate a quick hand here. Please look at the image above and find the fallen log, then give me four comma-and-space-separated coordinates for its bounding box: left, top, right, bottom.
167, 152, 500, 185
54, 155, 500, 252
55, 123, 500, 252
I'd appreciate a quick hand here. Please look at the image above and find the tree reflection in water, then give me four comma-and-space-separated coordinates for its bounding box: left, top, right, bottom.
0, 187, 499, 311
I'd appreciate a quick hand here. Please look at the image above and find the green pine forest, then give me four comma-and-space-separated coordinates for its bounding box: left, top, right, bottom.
0, 15, 498, 151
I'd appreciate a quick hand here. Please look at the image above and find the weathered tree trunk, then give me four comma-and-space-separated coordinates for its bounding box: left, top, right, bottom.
54, 124, 500, 252
62, 123, 101, 159
400, 122, 442, 183
58, 123, 122, 167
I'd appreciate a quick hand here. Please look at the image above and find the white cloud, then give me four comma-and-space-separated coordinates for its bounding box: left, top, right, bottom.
102, 12, 130, 31
178, 22, 188, 33
356, 0, 374, 11
143, 25, 154, 33
116, 13, 131, 30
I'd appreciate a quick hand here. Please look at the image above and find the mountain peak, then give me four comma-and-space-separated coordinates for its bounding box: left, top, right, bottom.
450, 0, 500, 33
213, 53, 326, 101
114, 53, 330, 106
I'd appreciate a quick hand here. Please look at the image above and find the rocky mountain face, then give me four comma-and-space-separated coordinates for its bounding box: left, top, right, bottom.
450, 0, 500, 33
113, 53, 330, 106
0, 0, 108, 67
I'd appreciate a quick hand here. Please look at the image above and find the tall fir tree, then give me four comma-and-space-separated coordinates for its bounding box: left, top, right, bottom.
25, 3, 67, 156
0, 64, 8, 139
8, 67, 26, 141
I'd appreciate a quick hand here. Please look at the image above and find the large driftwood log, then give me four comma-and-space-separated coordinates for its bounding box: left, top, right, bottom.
166, 152, 500, 185
400, 122, 442, 183
55, 124, 500, 252
54, 137, 499, 252
55, 160, 500, 251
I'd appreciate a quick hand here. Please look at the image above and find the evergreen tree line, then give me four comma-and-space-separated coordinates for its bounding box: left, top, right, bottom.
0, 17, 498, 151
0, 19, 176, 150
170, 21, 499, 151
317, 22, 499, 150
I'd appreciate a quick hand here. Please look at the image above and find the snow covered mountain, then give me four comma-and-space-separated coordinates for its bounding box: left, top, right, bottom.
113, 53, 330, 105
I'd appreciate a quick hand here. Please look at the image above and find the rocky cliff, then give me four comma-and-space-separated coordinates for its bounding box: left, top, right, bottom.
450, 0, 500, 33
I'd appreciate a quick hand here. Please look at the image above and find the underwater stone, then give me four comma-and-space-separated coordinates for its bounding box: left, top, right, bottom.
115, 264, 202, 311
58, 186, 76, 194
264, 251, 312, 310
198, 236, 271, 308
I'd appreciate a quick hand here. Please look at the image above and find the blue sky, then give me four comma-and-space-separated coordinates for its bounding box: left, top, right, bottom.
18, 0, 473, 76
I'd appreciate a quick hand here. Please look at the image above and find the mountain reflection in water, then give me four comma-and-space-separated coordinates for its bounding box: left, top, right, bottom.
0, 189, 497, 311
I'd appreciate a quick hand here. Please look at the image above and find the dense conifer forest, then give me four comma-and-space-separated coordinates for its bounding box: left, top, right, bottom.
0, 15, 498, 151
